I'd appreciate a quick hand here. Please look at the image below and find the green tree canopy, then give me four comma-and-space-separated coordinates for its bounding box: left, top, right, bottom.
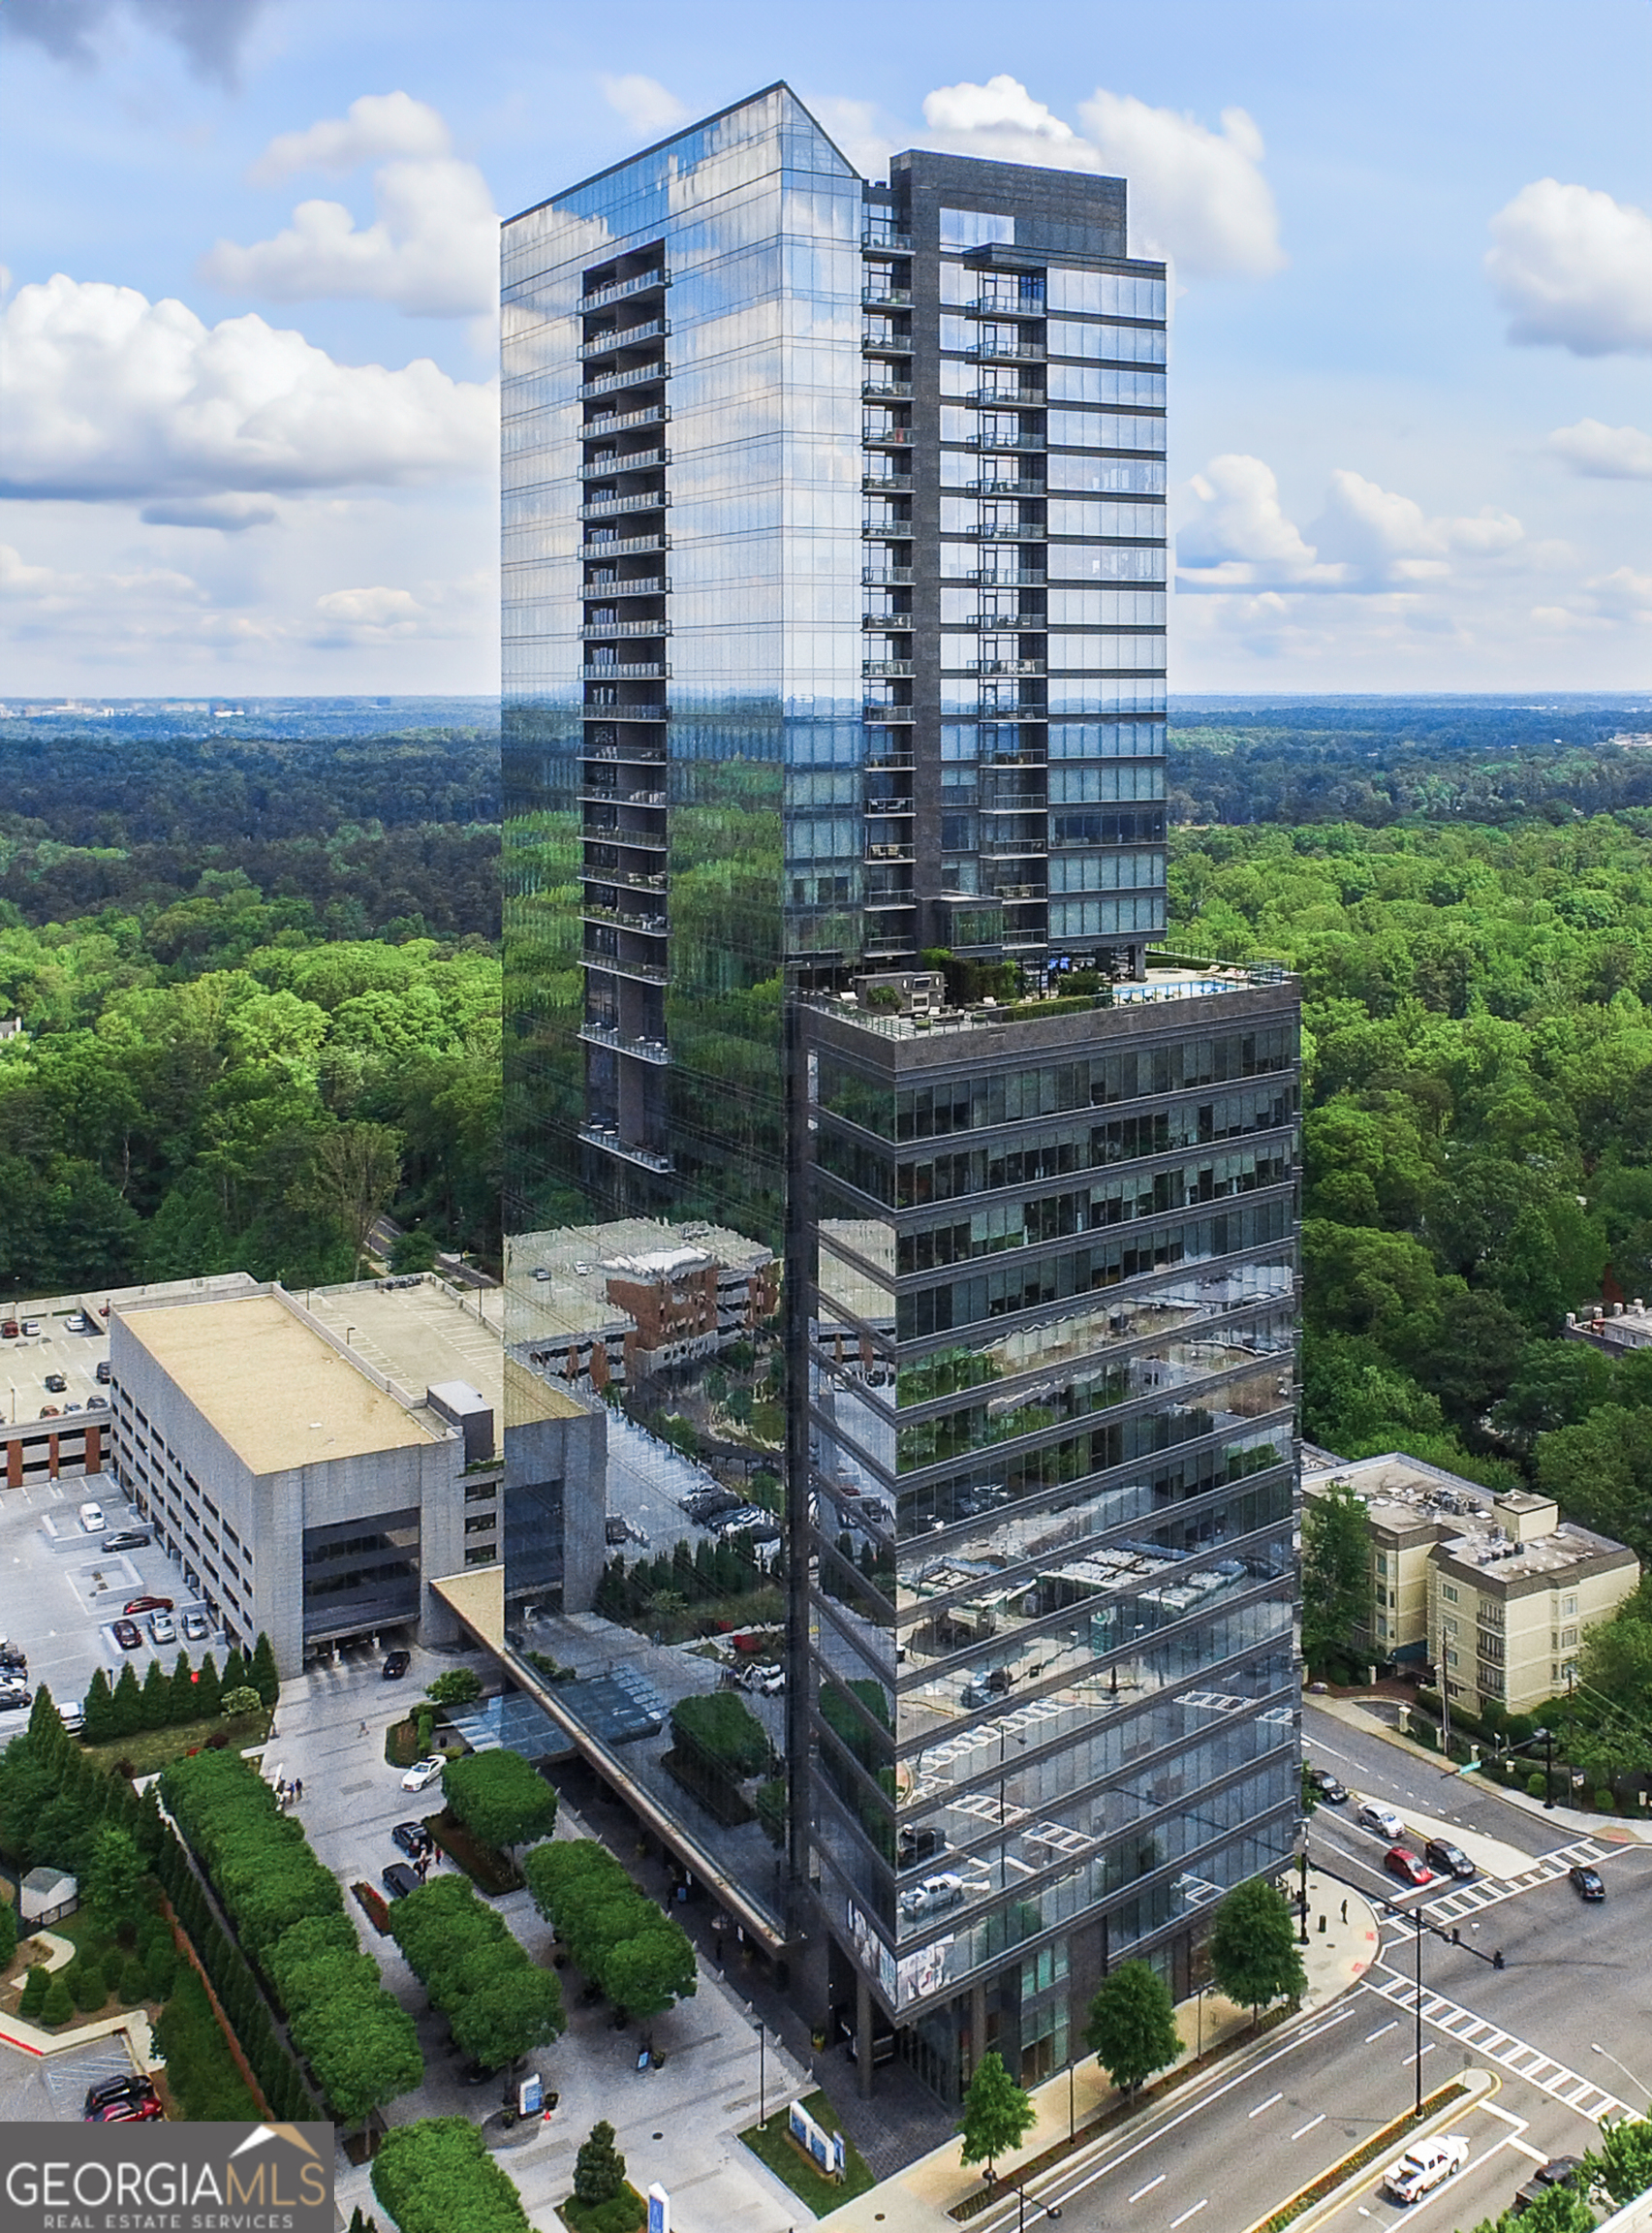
1300, 1476, 1369, 1673
84, 1825, 145, 1934
574, 2123, 627, 2209
424, 1668, 484, 1708
1207, 1877, 1307, 2026
441, 1749, 557, 1854
1083, 1961, 1181, 2100
958, 2049, 1036, 2179
372, 2118, 533, 2233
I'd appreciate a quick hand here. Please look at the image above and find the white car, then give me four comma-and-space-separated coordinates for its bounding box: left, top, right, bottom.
402, 1756, 446, 1792
148, 1611, 176, 1646
899, 1872, 964, 1921
1356, 1798, 1405, 1841
1382, 2134, 1469, 2203
78, 1501, 107, 1533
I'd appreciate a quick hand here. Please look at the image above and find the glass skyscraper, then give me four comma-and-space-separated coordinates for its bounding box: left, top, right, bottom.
501, 82, 1300, 2102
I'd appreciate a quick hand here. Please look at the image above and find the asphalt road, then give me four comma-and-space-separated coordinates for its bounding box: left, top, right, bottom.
1304, 1702, 1554, 1862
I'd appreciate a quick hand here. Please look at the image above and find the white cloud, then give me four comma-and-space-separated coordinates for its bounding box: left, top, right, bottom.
805, 94, 900, 179
917, 77, 1283, 277
1075, 91, 1284, 277
599, 74, 690, 139
1176, 455, 1324, 585
248, 92, 453, 184
0, 274, 494, 502
310, 571, 489, 646
140, 493, 278, 531
1544, 418, 1652, 481
1485, 179, 1652, 356
200, 152, 497, 318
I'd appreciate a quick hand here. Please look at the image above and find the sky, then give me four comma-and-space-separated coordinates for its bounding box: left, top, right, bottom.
1, 0, 1648, 698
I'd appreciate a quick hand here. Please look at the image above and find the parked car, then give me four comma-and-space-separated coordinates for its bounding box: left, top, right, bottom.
391, 1821, 431, 1859
103, 1529, 150, 1553
899, 1872, 964, 1921
0, 1645, 25, 1672
58, 1700, 85, 1734
0, 1684, 33, 1711
1307, 1766, 1349, 1803
111, 1619, 142, 1651
44, 1371, 68, 1393
20, 1319, 41, 1337
78, 1501, 107, 1533
87, 2095, 165, 2123
124, 1595, 173, 1616
1569, 1864, 1605, 1901
0, 1319, 17, 1339
1512, 2156, 1585, 2217
147, 1611, 176, 1646
1385, 1845, 1435, 1888
897, 1826, 947, 1873
382, 1863, 421, 1900
96, 1360, 112, 1384
1356, 1799, 1406, 1840
402, 1756, 446, 1792
1423, 1839, 1476, 1880
84, 2073, 158, 2116
182, 1610, 210, 1642
65, 1310, 92, 1333
1383, 2134, 1469, 2203
382, 1649, 411, 1679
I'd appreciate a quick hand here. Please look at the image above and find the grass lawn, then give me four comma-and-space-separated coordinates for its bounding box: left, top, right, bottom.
739, 2092, 875, 2217
80, 1709, 268, 1778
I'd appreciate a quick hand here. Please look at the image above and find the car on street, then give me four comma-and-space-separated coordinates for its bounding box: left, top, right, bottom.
148, 1611, 176, 1645
124, 1594, 172, 1617
382, 1863, 421, 1900
182, 1610, 210, 1641
1385, 1845, 1435, 1887
111, 1619, 142, 1651
1383, 2134, 1470, 2203
1569, 1863, 1605, 1901
382, 1649, 411, 1679
899, 1872, 965, 1921
1423, 1839, 1476, 1880
84, 2074, 158, 2117
87, 2094, 165, 2123
1356, 1798, 1406, 1840
1512, 2155, 1585, 2217
391, 1821, 431, 1858
1307, 1766, 1349, 1803
103, 1529, 150, 1553
402, 1756, 446, 1792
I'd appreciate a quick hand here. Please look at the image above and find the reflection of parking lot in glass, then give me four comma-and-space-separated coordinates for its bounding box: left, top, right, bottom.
65, 1555, 143, 1615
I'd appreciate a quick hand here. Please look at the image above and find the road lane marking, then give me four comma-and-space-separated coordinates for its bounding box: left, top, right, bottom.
1510, 2138, 1548, 2162
1127, 2174, 1164, 2201
1247, 2091, 1283, 2118
1364, 1974, 1630, 2125
1365, 2020, 1398, 2040
1290, 2114, 1325, 2140
1169, 2205, 1207, 2229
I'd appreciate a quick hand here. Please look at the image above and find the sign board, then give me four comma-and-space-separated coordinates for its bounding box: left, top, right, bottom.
518, 2074, 543, 2118
787, 2100, 843, 2180
648, 2183, 670, 2233
832, 2132, 847, 2178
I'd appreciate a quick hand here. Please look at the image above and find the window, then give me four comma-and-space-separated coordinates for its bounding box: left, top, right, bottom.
1441, 1585, 1458, 1604
1562, 1594, 1577, 1616
940, 208, 1015, 249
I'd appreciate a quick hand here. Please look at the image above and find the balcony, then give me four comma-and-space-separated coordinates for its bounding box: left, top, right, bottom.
577, 317, 670, 361
863, 745, 915, 770
578, 362, 669, 401
578, 1022, 670, 1066
578, 448, 670, 478
582, 863, 666, 892
972, 702, 1044, 720
861, 330, 914, 357
980, 793, 1046, 812
866, 841, 915, 862
966, 567, 1045, 584
865, 796, 914, 814
578, 268, 670, 315
862, 228, 914, 253
862, 613, 911, 631
862, 659, 913, 678
581, 661, 670, 681
863, 705, 914, 723
966, 430, 1044, 451
967, 296, 1044, 317
968, 657, 1045, 675
580, 905, 668, 935
583, 403, 669, 439
578, 1123, 672, 1174
969, 476, 1044, 496
861, 286, 913, 309
862, 472, 912, 495
970, 523, 1044, 541
968, 387, 1041, 406
965, 340, 1045, 362
581, 945, 669, 983
579, 490, 670, 520
578, 532, 670, 560
973, 611, 1044, 631
580, 786, 667, 807
584, 702, 669, 721
862, 425, 913, 447
584, 743, 665, 766
862, 568, 915, 586
580, 618, 670, 640
583, 576, 669, 599
862, 379, 912, 400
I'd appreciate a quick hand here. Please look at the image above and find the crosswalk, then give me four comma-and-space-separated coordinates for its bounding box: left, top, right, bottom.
1363, 1969, 1629, 2124
1421, 1836, 1612, 1926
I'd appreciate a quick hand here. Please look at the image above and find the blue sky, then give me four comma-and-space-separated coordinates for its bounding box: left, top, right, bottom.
2, 0, 1647, 695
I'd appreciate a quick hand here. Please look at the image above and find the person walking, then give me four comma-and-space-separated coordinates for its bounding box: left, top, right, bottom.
359, 1719, 368, 1738
294, 1777, 303, 1802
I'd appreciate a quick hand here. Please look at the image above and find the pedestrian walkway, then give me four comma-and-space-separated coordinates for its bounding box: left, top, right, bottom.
1421, 1834, 1614, 1927
826, 1865, 1382, 2233
1361, 1966, 1629, 2124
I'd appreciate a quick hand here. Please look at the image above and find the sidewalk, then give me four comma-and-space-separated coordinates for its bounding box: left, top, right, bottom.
826, 1864, 1381, 2233
1313, 1693, 1652, 1847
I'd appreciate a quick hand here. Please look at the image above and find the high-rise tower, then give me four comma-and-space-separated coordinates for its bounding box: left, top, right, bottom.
500, 82, 1300, 2102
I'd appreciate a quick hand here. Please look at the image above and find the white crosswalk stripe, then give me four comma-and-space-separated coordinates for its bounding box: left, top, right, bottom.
1365, 1971, 1628, 2124
1421, 1837, 1612, 1925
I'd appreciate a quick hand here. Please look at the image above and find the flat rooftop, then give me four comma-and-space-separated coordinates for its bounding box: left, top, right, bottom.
5, 1274, 259, 1432
508, 1215, 775, 1347
302, 1277, 504, 1417
116, 1290, 445, 1475
806, 960, 1291, 1044
1301, 1449, 1634, 1579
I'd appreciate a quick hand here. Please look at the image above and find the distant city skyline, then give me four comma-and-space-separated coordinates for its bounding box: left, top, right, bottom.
2, 0, 1647, 696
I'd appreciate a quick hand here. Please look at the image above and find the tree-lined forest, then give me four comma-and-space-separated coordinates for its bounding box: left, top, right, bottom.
0, 726, 502, 1292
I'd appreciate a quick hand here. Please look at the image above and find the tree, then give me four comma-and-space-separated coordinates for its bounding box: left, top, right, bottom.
221, 1685, 263, 1718
574, 2122, 626, 2208
82, 1666, 115, 1746
1208, 1877, 1307, 2028
441, 1750, 556, 1855
248, 1633, 281, 1710
41, 1970, 74, 2027
1300, 1476, 1369, 1673
425, 1668, 483, 1708
450, 1966, 566, 2072
85, 1825, 145, 1936
668, 1692, 770, 1779
193, 1651, 222, 1719
1466, 2187, 1599, 2233
18, 1964, 50, 2018
604, 1925, 698, 2023
109, 1662, 143, 1739
373, 2118, 533, 2233
140, 1658, 173, 1730
1299, 1764, 1320, 1818
1083, 1961, 1181, 2101
171, 1651, 198, 1724
958, 2049, 1036, 2180
307, 1121, 404, 1279
0, 1897, 16, 1971
1584, 2113, 1652, 2208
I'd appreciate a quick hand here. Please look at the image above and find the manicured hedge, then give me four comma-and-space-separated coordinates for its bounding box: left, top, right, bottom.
525, 1840, 697, 2020
372, 2117, 532, 2233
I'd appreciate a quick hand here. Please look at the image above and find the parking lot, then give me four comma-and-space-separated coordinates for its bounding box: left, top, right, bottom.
3, 1299, 114, 1423
0, 1469, 227, 1724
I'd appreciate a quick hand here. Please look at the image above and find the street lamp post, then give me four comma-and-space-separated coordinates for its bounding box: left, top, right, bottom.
1591, 2041, 1652, 2109
1534, 1725, 1555, 1809
1298, 1842, 1310, 1945
751, 2014, 765, 2126
1016, 2186, 1062, 2233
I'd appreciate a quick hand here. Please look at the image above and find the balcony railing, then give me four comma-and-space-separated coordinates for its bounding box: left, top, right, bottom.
579, 490, 670, 520
584, 576, 669, 600
578, 1022, 670, 1066
968, 296, 1044, 317
581, 905, 668, 934
967, 567, 1045, 584
968, 387, 1041, 406
865, 797, 915, 814
970, 523, 1044, 541
862, 472, 912, 494
966, 431, 1045, 451
577, 318, 670, 361
867, 841, 915, 862
862, 613, 911, 630
578, 362, 669, 400
583, 401, 670, 437
861, 330, 914, 356
862, 425, 913, 447
581, 660, 670, 680
965, 341, 1045, 362
863, 705, 914, 722
969, 476, 1044, 496
862, 380, 913, 400
584, 702, 669, 721
861, 287, 913, 308
580, 786, 667, 806
862, 228, 914, 253
862, 568, 915, 585
862, 660, 913, 677
578, 532, 670, 560
578, 268, 670, 315
578, 448, 670, 478
584, 743, 666, 765
578, 1122, 672, 1172
968, 657, 1045, 675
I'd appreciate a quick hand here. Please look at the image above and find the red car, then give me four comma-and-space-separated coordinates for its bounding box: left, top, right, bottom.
1385, 1844, 1435, 1888
111, 1619, 142, 1651
124, 1595, 173, 1617
88, 2095, 164, 2122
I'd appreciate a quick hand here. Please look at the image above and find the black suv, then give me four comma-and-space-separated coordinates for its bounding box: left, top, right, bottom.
382, 1863, 421, 1900
382, 1649, 411, 1680
1512, 2156, 1584, 2217
83, 2073, 157, 2117
1423, 1838, 1476, 1879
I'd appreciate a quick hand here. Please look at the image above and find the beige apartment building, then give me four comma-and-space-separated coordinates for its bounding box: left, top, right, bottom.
1301, 1450, 1639, 1716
